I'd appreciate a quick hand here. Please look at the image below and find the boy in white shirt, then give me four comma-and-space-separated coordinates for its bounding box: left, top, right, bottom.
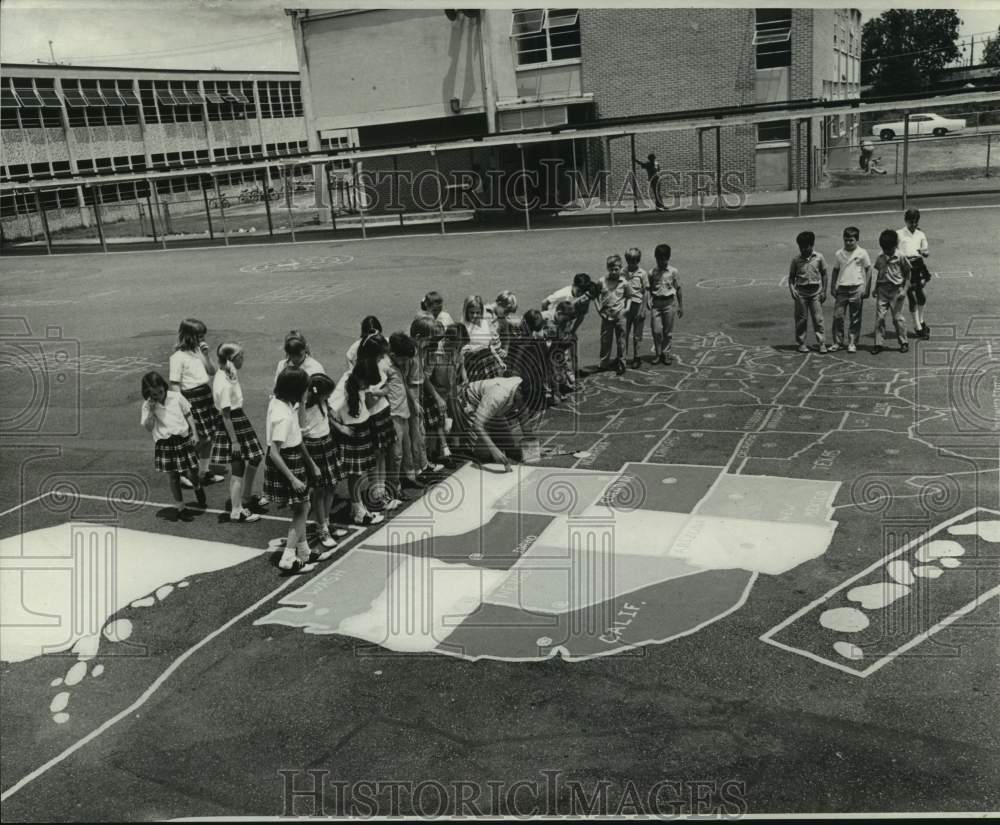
897, 208, 932, 339
829, 226, 873, 353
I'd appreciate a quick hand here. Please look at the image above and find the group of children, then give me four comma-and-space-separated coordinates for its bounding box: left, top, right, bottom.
787, 208, 933, 354
137, 211, 935, 572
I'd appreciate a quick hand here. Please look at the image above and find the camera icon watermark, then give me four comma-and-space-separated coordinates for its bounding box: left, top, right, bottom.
914, 319, 1000, 446
0, 316, 81, 437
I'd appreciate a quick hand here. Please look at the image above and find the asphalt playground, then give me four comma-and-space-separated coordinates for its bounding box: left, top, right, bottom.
1, 196, 998, 818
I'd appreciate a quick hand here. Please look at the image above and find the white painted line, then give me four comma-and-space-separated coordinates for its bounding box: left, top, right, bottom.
64, 493, 356, 530
0, 575, 300, 803
0, 493, 53, 520
11, 202, 1000, 260
759, 506, 1000, 677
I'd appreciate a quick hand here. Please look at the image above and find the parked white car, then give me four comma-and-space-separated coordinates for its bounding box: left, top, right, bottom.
872, 113, 966, 141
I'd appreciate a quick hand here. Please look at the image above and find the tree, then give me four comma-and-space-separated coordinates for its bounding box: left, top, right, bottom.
862, 9, 962, 95
983, 27, 1000, 68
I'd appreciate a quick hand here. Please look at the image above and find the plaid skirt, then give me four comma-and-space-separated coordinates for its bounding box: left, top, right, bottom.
369, 407, 396, 451
335, 422, 377, 475
304, 434, 342, 488
420, 386, 444, 430
181, 384, 222, 441
154, 433, 199, 475
464, 347, 505, 381
263, 445, 311, 507
209, 408, 265, 466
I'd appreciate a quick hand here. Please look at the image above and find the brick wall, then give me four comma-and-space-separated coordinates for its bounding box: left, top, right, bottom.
575, 8, 840, 196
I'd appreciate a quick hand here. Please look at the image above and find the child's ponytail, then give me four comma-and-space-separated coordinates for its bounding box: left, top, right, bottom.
216, 342, 242, 381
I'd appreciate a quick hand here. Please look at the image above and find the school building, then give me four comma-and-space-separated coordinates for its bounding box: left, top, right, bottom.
0, 64, 316, 239
289, 7, 863, 210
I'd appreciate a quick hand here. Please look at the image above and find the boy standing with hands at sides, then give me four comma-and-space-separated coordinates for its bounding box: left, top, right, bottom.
897, 208, 932, 339
788, 230, 829, 354
623, 247, 647, 368
829, 227, 873, 353
597, 254, 633, 375
646, 243, 683, 365
872, 228, 912, 355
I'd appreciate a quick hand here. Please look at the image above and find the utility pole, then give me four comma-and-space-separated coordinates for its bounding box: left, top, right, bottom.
969, 36, 974, 67
48, 40, 56, 64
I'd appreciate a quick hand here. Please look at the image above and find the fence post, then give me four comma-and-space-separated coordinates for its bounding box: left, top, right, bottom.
261, 167, 274, 239
145, 186, 160, 246
201, 177, 215, 241
987, 134, 992, 178
901, 111, 910, 210
570, 139, 578, 204
893, 143, 899, 184
434, 150, 445, 235
630, 133, 639, 213
795, 119, 803, 218
354, 161, 366, 241
282, 165, 297, 244
698, 128, 706, 222
212, 176, 229, 247
393, 154, 404, 228
90, 185, 108, 254
715, 126, 723, 213
604, 137, 615, 228
806, 117, 813, 204
33, 191, 53, 255
519, 144, 531, 232
325, 164, 338, 231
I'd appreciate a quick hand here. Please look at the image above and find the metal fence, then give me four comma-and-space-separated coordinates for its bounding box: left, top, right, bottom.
4, 96, 999, 253
813, 106, 1000, 202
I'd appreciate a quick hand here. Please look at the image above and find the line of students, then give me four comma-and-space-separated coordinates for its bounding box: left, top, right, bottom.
788, 208, 933, 354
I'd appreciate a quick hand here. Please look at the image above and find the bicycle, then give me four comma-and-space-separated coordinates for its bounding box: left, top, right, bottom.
209, 195, 231, 209
238, 187, 261, 204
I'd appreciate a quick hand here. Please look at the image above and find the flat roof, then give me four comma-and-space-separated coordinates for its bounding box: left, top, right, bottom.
2, 63, 299, 79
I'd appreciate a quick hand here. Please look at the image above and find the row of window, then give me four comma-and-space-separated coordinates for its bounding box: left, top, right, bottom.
508, 9, 795, 70
1, 77, 303, 129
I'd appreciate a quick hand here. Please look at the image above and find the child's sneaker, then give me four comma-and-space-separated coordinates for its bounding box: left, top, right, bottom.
900, 342, 909, 353
827, 343, 840, 352
615, 361, 626, 375
797, 344, 810, 353
383, 497, 402, 511
202, 471, 225, 485
309, 546, 337, 562
921, 324, 930, 339
847, 343, 857, 353
352, 505, 384, 526
872, 345, 883, 355
256, 494, 271, 507
232, 508, 260, 523
318, 527, 338, 548
818, 343, 828, 354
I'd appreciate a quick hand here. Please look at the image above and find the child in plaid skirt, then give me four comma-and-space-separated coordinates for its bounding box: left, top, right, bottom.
302, 372, 346, 552
265, 367, 322, 573
169, 318, 226, 486
409, 315, 449, 471
141, 371, 205, 521
211, 343, 264, 524
331, 351, 387, 527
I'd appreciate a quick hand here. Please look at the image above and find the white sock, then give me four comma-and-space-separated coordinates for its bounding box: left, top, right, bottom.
230, 476, 244, 517
296, 540, 311, 561
914, 307, 924, 327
